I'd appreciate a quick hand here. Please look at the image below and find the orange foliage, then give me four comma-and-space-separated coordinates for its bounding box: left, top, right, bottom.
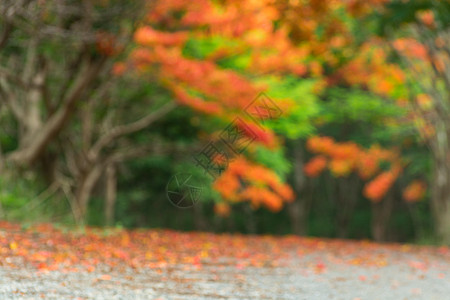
414, 116, 436, 140
356, 152, 379, 179
134, 26, 187, 47
125, 1, 308, 213
168, 83, 223, 115
306, 136, 335, 155
213, 158, 293, 212
125, 0, 431, 209
403, 180, 427, 203
130, 0, 380, 119
346, 0, 390, 17
416, 94, 433, 111
240, 186, 284, 211
329, 159, 353, 177
6, 221, 444, 274
214, 202, 231, 217
334, 41, 405, 97
304, 136, 420, 203
130, 43, 260, 114
329, 142, 360, 160
304, 156, 327, 177
306, 136, 391, 178
416, 10, 435, 28
363, 171, 397, 202
96, 31, 119, 56
236, 120, 277, 149
112, 62, 126, 76
393, 38, 428, 60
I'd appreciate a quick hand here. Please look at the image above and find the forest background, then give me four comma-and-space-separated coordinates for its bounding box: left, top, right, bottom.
0, 0, 449, 245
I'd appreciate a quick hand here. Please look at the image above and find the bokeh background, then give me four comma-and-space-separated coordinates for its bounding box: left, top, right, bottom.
0, 0, 449, 244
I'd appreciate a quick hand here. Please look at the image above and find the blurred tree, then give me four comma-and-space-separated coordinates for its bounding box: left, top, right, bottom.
0, 0, 138, 168
0, 0, 178, 223
365, 0, 450, 243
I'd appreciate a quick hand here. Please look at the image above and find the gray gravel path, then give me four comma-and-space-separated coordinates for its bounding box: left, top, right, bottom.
1, 250, 449, 300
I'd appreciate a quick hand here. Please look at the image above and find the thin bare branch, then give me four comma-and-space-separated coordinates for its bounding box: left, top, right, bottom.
89, 101, 177, 161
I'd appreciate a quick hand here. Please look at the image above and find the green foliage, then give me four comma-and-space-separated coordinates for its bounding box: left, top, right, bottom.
320, 88, 404, 123
183, 36, 251, 70
259, 76, 320, 139
254, 146, 291, 180
0, 174, 71, 224
317, 87, 407, 146
374, 0, 450, 35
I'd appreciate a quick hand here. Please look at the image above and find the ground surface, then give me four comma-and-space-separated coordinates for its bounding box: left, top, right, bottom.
0, 222, 449, 299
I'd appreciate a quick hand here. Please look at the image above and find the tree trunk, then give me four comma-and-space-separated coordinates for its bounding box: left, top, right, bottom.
6, 58, 106, 167
371, 191, 394, 242
244, 205, 257, 234
430, 136, 450, 244
287, 139, 310, 235
104, 164, 116, 226
394, 24, 450, 244
288, 200, 308, 235
226, 213, 236, 232
193, 202, 208, 231
0, 197, 3, 220
336, 175, 359, 239
73, 164, 102, 223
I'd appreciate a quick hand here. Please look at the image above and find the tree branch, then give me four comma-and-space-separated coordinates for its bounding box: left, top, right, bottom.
7, 56, 107, 166
89, 101, 177, 161
0, 77, 25, 123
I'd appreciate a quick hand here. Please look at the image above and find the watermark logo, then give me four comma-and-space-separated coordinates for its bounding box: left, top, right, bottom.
166, 173, 203, 208
166, 93, 282, 207
244, 93, 283, 127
